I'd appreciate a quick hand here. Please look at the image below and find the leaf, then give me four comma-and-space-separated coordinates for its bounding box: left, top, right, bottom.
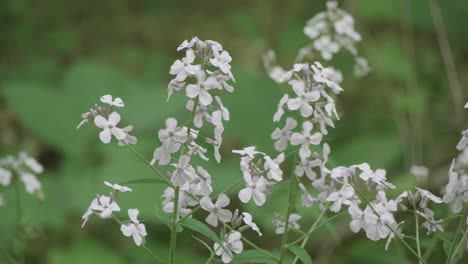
179, 218, 221, 245
287, 245, 312, 264
192, 235, 215, 255
233, 249, 277, 264
120, 178, 167, 186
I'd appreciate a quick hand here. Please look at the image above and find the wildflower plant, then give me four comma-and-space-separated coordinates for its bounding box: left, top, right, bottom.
75, 2, 468, 264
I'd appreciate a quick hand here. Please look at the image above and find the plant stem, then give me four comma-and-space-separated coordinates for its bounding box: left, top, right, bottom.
169, 186, 180, 264
287, 211, 343, 247
125, 144, 173, 187
411, 202, 423, 264
445, 206, 467, 264
291, 205, 328, 264
278, 150, 299, 263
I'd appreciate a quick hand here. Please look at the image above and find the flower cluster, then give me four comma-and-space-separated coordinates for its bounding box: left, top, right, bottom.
0, 152, 44, 206
82, 181, 147, 246
298, 0, 369, 76
77, 94, 137, 145
232, 147, 285, 206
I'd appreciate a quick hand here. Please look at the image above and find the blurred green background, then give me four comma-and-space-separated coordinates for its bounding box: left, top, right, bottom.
1, 0, 467, 263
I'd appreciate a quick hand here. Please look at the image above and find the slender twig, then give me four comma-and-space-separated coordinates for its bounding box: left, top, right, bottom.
291, 204, 329, 264
278, 149, 299, 263
411, 201, 423, 264
169, 186, 180, 264
445, 206, 467, 264
287, 211, 343, 247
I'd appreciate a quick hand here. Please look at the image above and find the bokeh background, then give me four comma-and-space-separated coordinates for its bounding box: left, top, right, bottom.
1, 0, 467, 263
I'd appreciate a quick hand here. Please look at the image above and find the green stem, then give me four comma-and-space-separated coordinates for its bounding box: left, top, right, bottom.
291, 204, 329, 264
445, 206, 467, 264
125, 144, 173, 187
278, 150, 299, 263
412, 202, 423, 264
287, 211, 343, 247
169, 186, 180, 264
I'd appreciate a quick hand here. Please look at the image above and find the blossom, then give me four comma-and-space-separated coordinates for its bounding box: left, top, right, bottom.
104, 181, 132, 193
271, 117, 297, 151
273, 95, 289, 122
238, 172, 267, 206
290, 121, 323, 159
327, 184, 355, 212
82, 194, 120, 227
100, 94, 124, 107
186, 99, 209, 128
186, 71, 218, 106
242, 212, 262, 236
94, 112, 126, 144
200, 194, 232, 227
232, 146, 263, 159
120, 209, 147, 246
214, 231, 243, 263
264, 153, 285, 181
287, 84, 321, 117
118, 125, 138, 146
20, 173, 41, 194
443, 160, 468, 213
210, 49, 234, 81
363, 204, 395, 241
348, 203, 365, 233
298, 183, 314, 207
0, 168, 12, 186
170, 155, 197, 186
274, 214, 301, 234
415, 188, 442, 208
358, 163, 395, 190
456, 129, 468, 150
419, 208, 443, 235
169, 49, 200, 82
313, 35, 340, 60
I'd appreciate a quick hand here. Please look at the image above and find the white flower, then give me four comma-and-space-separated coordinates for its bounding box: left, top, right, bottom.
238, 172, 267, 206
418, 208, 443, 235
456, 129, 468, 151
273, 95, 289, 122
242, 212, 262, 236
186, 71, 218, 106
363, 204, 395, 241
287, 84, 321, 118
82, 194, 120, 227
290, 121, 323, 159
410, 165, 429, 177
20, 173, 41, 194
19, 152, 44, 174
295, 158, 320, 180
275, 214, 301, 234
334, 14, 361, 41
327, 184, 354, 212
104, 181, 132, 193
0, 168, 12, 186
298, 183, 314, 207
186, 99, 209, 128
311, 62, 343, 94
232, 146, 263, 159
210, 50, 234, 81
118, 125, 138, 146
271, 117, 297, 151
94, 112, 126, 144
313, 35, 339, 60
358, 163, 395, 190
443, 160, 468, 213
120, 209, 147, 246
100, 94, 124, 107
264, 153, 284, 181
170, 49, 201, 82
214, 231, 243, 263
200, 194, 232, 227
348, 203, 365, 233
159, 118, 188, 147
415, 188, 442, 208
170, 155, 197, 186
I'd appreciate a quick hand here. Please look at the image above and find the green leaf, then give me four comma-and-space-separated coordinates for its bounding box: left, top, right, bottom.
287, 245, 312, 264
233, 249, 277, 264
179, 218, 221, 245
120, 178, 167, 185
